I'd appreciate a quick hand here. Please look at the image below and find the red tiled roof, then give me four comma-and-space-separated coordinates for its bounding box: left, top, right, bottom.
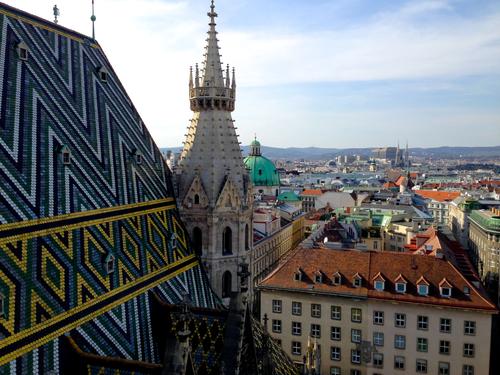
259, 248, 496, 311
301, 189, 323, 196
415, 190, 461, 202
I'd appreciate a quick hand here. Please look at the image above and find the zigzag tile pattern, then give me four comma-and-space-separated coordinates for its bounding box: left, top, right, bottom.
0, 3, 219, 373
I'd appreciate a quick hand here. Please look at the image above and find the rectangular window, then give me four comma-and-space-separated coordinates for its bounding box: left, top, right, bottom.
311, 304, 321, 318
416, 359, 428, 373
292, 321, 302, 336
394, 335, 406, 350
395, 313, 406, 328
440, 318, 451, 333
439, 340, 450, 355
351, 370, 361, 375
373, 353, 383, 368
417, 315, 428, 330
394, 356, 405, 370
373, 311, 384, 325
463, 343, 475, 357
330, 326, 341, 341
272, 300, 282, 313
272, 319, 281, 333
292, 301, 302, 316
351, 329, 361, 343
331, 306, 341, 320
373, 332, 384, 347
417, 337, 428, 352
311, 323, 321, 338
330, 367, 341, 375
464, 321, 476, 335
439, 362, 450, 375
330, 346, 341, 361
351, 308, 362, 323
463, 365, 474, 375
291, 341, 301, 355
351, 349, 361, 364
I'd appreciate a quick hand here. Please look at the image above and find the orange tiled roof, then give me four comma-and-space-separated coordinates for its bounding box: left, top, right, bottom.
301, 189, 323, 196
259, 248, 496, 311
415, 190, 461, 202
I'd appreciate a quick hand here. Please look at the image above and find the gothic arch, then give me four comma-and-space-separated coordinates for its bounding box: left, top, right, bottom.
193, 227, 202, 256
222, 226, 232, 255
222, 270, 232, 298
245, 224, 250, 250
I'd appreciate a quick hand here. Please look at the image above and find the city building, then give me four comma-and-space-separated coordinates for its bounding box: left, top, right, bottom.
415, 190, 461, 227
469, 208, 500, 305
259, 247, 496, 375
174, 1, 253, 299
301, 189, 323, 213
244, 138, 281, 197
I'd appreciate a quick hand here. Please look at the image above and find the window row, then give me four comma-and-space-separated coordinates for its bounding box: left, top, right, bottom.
273, 301, 360, 322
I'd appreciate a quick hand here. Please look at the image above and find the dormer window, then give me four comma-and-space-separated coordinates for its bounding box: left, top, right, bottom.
98, 67, 108, 82
17, 42, 28, 60
0, 292, 5, 317
439, 278, 453, 298
463, 286, 470, 295
170, 233, 177, 250
135, 153, 142, 165
352, 273, 362, 288
105, 254, 115, 275
314, 271, 323, 284
418, 284, 429, 296
416, 276, 430, 296
130, 149, 142, 165
374, 280, 385, 291
372, 272, 385, 291
440, 286, 451, 297
294, 269, 303, 281
332, 272, 342, 285
60, 145, 71, 165
394, 274, 407, 294
396, 282, 406, 293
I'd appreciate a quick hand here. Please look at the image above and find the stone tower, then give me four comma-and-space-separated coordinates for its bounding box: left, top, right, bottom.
175, 0, 253, 299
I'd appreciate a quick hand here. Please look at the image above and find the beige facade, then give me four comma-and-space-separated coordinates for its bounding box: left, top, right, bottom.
260, 290, 492, 375
251, 216, 304, 290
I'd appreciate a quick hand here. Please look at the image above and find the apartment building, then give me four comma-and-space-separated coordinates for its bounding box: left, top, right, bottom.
259, 248, 496, 375
415, 190, 461, 228
469, 208, 500, 306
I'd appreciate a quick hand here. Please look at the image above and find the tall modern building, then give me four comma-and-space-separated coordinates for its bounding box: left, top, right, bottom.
174, 1, 253, 299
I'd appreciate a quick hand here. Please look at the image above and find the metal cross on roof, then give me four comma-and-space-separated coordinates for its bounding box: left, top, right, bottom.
52, 4, 59, 24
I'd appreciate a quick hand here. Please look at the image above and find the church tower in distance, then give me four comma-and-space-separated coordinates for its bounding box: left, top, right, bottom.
175, 0, 253, 300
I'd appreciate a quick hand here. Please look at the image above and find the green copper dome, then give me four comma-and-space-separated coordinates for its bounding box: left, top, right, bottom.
244, 155, 280, 186
244, 138, 280, 187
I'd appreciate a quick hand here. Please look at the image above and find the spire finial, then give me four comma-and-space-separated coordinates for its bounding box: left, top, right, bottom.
90, 0, 96, 40
53, 4, 60, 24
208, 0, 217, 24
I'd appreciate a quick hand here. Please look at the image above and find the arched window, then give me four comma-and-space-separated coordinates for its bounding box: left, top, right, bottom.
193, 227, 202, 256
194, 194, 200, 205
222, 227, 232, 255
222, 271, 232, 298
245, 224, 250, 250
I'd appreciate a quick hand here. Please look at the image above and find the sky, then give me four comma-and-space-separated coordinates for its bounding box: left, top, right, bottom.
7, 0, 500, 148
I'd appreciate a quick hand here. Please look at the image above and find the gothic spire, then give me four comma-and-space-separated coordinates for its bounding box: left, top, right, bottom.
202, 0, 225, 88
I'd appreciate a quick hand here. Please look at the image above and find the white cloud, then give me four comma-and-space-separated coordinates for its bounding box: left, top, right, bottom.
7, 0, 500, 148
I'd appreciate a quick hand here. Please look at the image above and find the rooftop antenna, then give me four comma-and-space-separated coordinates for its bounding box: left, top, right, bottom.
52, 4, 60, 24
90, 0, 96, 40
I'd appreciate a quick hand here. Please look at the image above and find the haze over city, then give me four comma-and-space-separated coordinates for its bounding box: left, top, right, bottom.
8, 0, 500, 148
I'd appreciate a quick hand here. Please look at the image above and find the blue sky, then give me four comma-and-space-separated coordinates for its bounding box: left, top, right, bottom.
9, 0, 500, 148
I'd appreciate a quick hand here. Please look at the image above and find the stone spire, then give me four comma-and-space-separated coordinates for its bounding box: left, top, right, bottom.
175, 1, 252, 300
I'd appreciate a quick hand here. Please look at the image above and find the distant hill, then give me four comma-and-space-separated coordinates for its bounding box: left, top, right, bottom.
160, 146, 500, 160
